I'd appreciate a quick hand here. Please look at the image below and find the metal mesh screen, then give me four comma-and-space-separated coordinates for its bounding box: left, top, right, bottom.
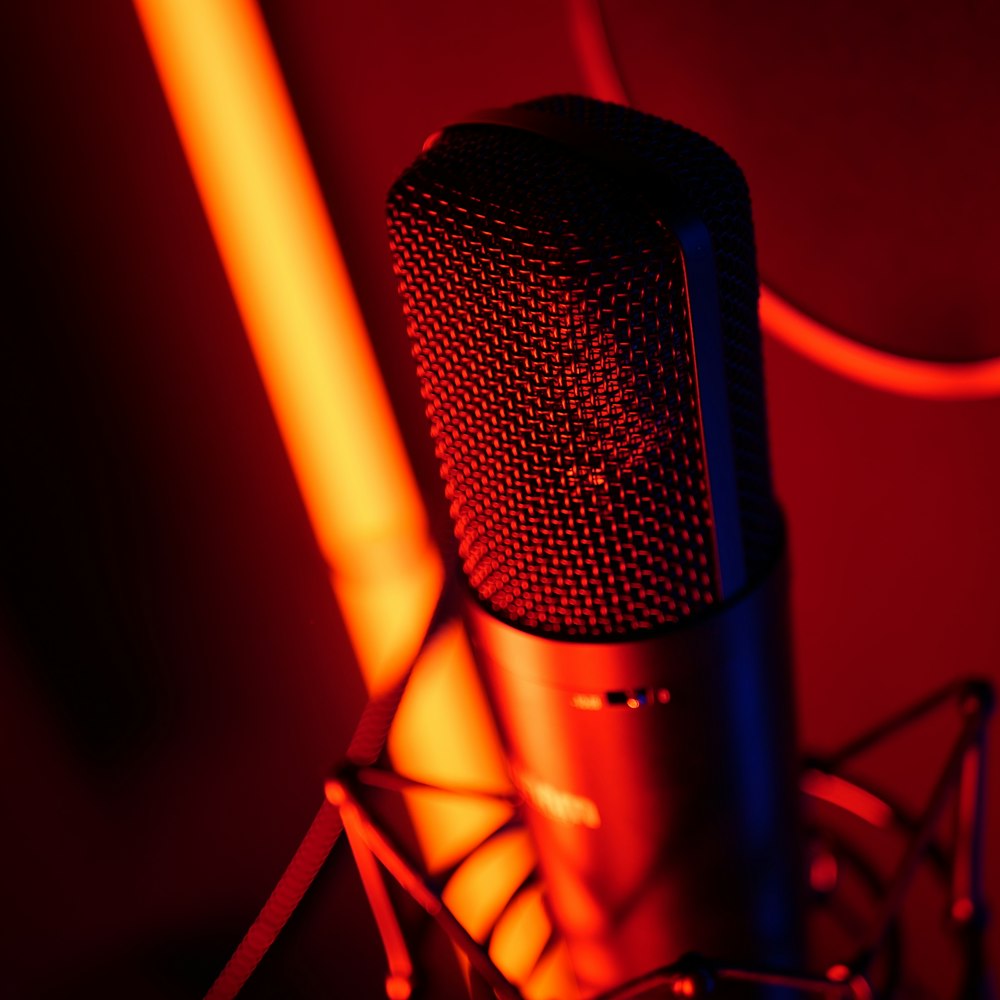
387, 96, 778, 637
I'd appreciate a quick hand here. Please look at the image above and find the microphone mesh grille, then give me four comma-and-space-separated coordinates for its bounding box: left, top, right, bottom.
387, 96, 777, 637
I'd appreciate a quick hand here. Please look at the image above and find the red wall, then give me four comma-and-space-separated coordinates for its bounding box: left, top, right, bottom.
3, 2, 996, 996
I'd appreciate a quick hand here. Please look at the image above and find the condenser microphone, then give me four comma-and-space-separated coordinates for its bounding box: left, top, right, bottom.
387, 95, 802, 995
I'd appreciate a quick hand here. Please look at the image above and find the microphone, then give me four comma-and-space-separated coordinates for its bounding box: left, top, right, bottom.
387, 95, 803, 995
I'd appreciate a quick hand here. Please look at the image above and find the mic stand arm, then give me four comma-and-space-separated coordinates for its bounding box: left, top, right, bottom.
325, 768, 523, 1000
200, 566, 994, 1000
327, 678, 993, 1000
803, 679, 993, 997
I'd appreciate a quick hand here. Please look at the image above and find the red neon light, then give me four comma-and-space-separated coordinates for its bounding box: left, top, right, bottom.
570, 2, 1000, 402
801, 769, 894, 829
760, 288, 1000, 401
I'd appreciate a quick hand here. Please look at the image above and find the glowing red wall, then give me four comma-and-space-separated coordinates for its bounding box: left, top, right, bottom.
3, 2, 997, 995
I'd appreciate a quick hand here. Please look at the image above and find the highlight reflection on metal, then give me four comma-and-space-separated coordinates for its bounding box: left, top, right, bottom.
132, 1, 566, 996
800, 770, 894, 830
512, 767, 602, 829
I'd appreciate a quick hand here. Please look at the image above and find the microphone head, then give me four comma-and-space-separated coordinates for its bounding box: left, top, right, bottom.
387, 95, 779, 638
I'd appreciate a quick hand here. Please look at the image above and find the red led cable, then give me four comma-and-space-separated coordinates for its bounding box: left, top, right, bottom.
570, 0, 1000, 401
203, 802, 344, 1000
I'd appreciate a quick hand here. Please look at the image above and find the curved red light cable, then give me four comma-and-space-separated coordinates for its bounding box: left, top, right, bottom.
760, 289, 1000, 401
570, 0, 1000, 401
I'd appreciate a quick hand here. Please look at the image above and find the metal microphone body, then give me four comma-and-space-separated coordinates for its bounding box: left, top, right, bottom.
465, 552, 799, 992
387, 95, 803, 994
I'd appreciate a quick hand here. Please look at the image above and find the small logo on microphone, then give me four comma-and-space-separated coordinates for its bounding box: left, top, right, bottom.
512, 765, 601, 829
570, 688, 672, 710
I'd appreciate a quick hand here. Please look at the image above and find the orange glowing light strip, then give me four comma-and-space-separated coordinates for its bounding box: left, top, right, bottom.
132, 0, 419, 563
133, 1, 569, 993
132, 0, 439, 693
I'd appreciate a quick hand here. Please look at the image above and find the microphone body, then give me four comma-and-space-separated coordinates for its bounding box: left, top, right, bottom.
465, 553, 800, 991
387, 95, 803, 994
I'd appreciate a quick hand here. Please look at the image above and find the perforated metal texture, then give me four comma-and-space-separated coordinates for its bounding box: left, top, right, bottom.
387, 96, 778, 637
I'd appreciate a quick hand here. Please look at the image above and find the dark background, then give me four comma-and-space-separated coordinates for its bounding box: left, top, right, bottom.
2, 2, 998, 997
